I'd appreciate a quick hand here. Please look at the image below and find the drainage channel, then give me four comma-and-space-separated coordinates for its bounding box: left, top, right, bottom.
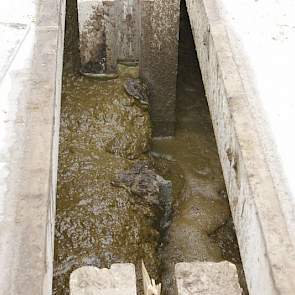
53, 0, 247, 294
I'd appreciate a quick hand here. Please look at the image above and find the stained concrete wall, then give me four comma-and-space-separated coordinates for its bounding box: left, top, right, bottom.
185, 0, 295, 294
0, 0, 65, 294
139, 0, 180, 137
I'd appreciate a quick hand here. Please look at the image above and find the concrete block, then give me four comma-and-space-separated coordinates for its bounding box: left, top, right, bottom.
175, 261, 242, 295
70, 264, 137, 295
0, 1, 65, 294
139, 0, 180, 136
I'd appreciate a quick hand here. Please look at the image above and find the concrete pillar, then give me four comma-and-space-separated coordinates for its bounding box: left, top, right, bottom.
175, 262, 242, 295
70, 264, 137, 295
140, 0, 180, 137
103, 0, 118, 73
115, 0, 140, 63
77, 0, 106, 73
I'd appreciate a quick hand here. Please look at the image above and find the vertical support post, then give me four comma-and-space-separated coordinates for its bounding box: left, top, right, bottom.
103, 0, 118, 73
140, 0, 180, 137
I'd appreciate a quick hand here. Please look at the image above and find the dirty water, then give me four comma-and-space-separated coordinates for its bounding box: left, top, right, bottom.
52, 64, 163, 295
53, 0, 247, 294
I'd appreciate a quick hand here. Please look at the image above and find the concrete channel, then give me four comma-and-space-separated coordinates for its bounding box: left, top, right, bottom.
0, 0, 295, 294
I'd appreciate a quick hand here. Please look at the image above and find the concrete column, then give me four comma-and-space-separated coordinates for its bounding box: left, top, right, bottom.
140, 0, 180, 137
103, 0, 118, 73
115, 0, 140, 63
77, 0, 106, 73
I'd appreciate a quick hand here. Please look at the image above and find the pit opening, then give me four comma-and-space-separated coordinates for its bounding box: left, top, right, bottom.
53, 0, 248, 294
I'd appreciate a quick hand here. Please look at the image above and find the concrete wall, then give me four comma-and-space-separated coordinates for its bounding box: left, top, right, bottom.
185, 0, 295, 294
0, 0, 65, 294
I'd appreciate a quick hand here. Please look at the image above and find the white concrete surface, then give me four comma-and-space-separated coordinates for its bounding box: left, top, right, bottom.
0, 0, 65, 294
175, 261, 242, 295
216, 0, 295, 252
70, 264, 137, 295
185, 0, 295, 294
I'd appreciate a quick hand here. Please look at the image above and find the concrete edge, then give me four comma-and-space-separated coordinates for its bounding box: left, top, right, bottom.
44, 0, 66, 294
0, 0, 66, 294
185, 0, 295, 294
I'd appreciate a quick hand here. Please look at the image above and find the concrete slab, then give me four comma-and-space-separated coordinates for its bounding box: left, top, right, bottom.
185, 0, 295, 294
70, 264, 137, 295
0, 0, 65, 294
175, 261, 242, 295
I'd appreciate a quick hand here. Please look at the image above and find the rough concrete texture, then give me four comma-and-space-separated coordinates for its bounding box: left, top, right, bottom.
0, 0, 65, 294
139, 0, 180, 137
185, 0, 295, 294
70, 264, 137, 295
175, 261, 242, 295
115, 0, 140, 62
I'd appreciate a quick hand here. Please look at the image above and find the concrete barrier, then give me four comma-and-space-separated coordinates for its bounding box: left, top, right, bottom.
0, 0, 65, 294
185, 0, 295, 294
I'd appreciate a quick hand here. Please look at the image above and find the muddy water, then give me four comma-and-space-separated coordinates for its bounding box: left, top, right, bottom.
53, 65, 164, 294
